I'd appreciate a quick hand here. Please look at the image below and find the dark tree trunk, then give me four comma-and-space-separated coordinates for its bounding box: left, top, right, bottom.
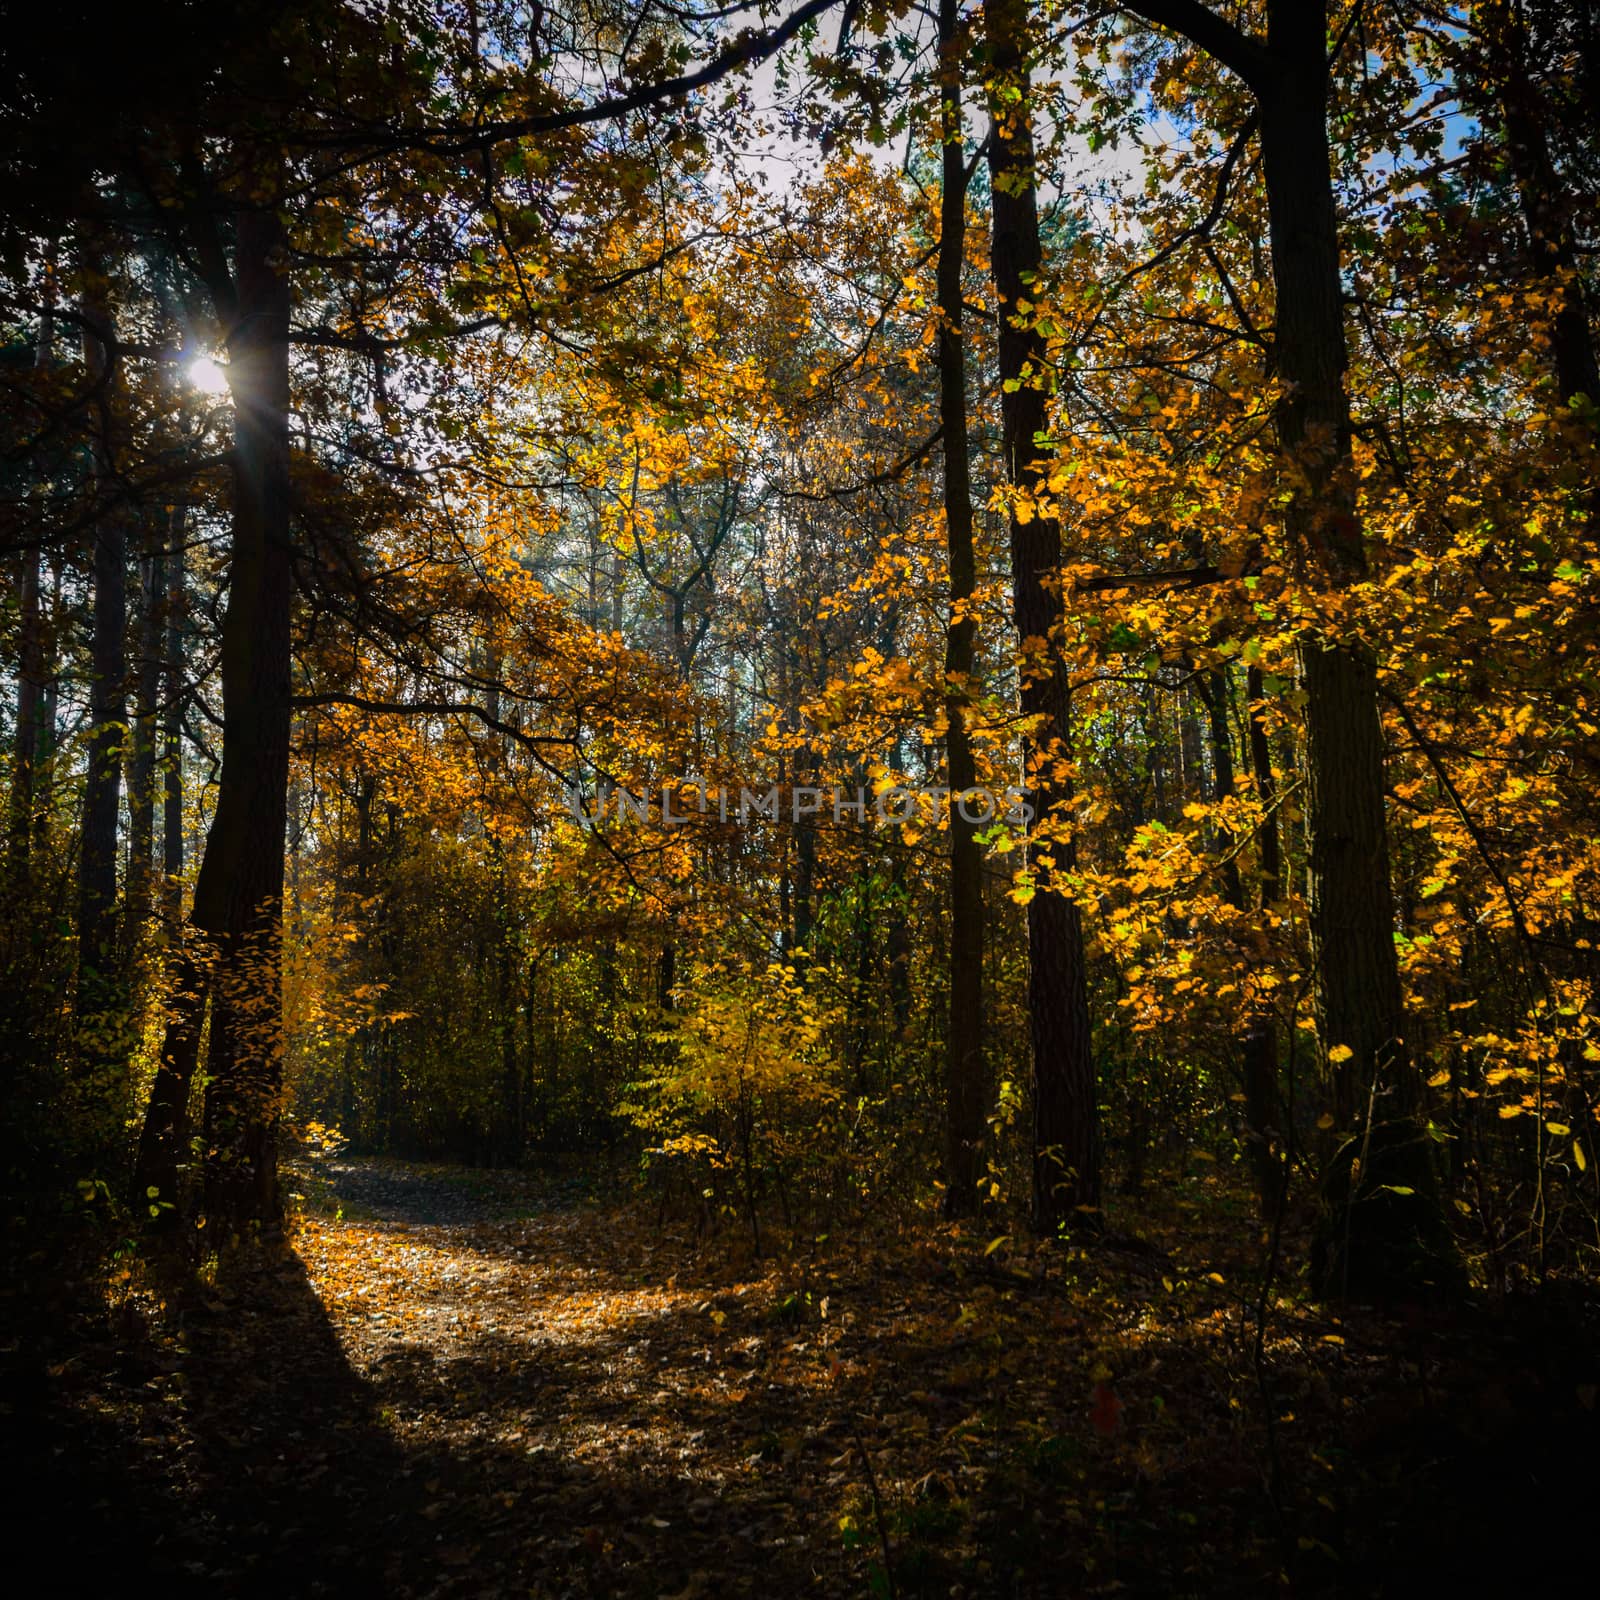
1245, 663, 1285, 1188
197, 200, 295, 1225
984, 0, 1098, 1231
162, 505, 187, 925
1478, 0, 1600, 413
939, 0, 985, 1218
1198, 669, 1280, 1217
77, 284, 128, 1008
134, 944, 208, 1209
7, 550, 42, 882
1257, 0, 1454, 1296
1122, 0, 1458, 1294
138, 199, 294, 1225
793, 810, 815, 962
886, 835, 912, 1041
35, 554, 63, 859
125, 529, 164, 946
6, 309, 51, 884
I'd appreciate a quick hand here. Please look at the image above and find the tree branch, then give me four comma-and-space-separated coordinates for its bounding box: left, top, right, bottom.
1120, 1, 1272, 92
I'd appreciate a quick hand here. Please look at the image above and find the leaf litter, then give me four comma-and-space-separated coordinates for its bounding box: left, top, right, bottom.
7, 1157, 1597, 1597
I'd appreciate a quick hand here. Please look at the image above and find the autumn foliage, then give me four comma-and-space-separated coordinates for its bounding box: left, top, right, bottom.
4, 1, 1600, 1591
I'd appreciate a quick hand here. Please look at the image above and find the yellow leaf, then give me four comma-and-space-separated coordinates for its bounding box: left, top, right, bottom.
1327, 1044, 1354, 1064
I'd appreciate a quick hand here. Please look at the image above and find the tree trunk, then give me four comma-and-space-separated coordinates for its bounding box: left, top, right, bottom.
984, 0, 1099, 1231
7, 549, 43, 883
1478, 0, 1600, 414
197, 199, 295, 1225
125, 529, 164, 947
938, 0, 985, 1218
138, 198, 294, 1225
34, 555, 62, 858
1198, 669, 1280, 1217
77, 281, 128, 1011
1259, 0, 1454, 1297
162, 504, 187, 926
6, 309, 51, 884
133, 942, 208, 1209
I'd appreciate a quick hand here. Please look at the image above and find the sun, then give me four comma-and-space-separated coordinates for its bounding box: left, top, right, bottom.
186, 355, 230, 395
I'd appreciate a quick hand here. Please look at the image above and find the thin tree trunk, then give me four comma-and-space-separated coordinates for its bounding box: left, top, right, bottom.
33, 554, 62, 859
162, 504, 187, 926
1198, 668, 1280, 1217
1479, 0, 1600, 413
7, 553, 42, 882
77, 278, 128, 1007
1245, 663, 1285, 1181
984, 0, 1099, 1231
939, 0, 985, 1217
793, 786, 815, 963
125, 527, 164, 946
6, 308, 52, 884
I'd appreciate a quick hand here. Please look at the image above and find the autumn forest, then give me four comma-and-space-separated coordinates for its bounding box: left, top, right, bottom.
3, 1, 1599, 1594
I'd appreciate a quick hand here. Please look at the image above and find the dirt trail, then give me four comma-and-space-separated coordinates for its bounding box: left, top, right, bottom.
281, 1157, 866, 1597
312, 1156, 593, 1227
15, 1159, 1547, 1597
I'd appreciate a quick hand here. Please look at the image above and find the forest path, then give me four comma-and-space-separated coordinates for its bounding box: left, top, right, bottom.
277, 1154, 882, 1596
20, 1159, 1540, 1597
311, 1153, 595, 1227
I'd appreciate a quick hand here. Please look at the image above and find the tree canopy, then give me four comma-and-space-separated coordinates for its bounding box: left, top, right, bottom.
5, 2, 1600, 1591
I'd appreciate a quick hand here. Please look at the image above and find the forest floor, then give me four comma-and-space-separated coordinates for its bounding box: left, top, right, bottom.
5, 1155, 1598, 1598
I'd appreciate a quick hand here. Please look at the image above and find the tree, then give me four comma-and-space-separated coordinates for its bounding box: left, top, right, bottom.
984, 0, 1100, 1230
936, 0, 986, 1216
1124, 0, 1456, 1295
75, 266, 128, 1015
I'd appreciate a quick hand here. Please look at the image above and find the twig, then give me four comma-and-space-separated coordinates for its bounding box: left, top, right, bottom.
1252, 1137, 1293, 1569
851, 1419, 898, 1600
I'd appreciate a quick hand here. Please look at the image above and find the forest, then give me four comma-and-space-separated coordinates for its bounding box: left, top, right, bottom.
2, 0, 1598, 1593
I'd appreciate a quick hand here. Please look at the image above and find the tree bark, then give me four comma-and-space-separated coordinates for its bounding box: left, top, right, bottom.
1198, 669, 1280, 1217
6, 309, 52, 884
1257, 0, 1454, 1296
125, 528, 164, 947
939, 0, 986, 1217
77, 279, 128, 1007
197, 199, 295, 1225
35, 554, 62, 859
138, 197, 294, 1225
984, 0, 1099, 1231
1121, 0, 1458, 1294
7, 549, 43, 884
1477, 0, 1600, 414
162, 503, 187, 926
